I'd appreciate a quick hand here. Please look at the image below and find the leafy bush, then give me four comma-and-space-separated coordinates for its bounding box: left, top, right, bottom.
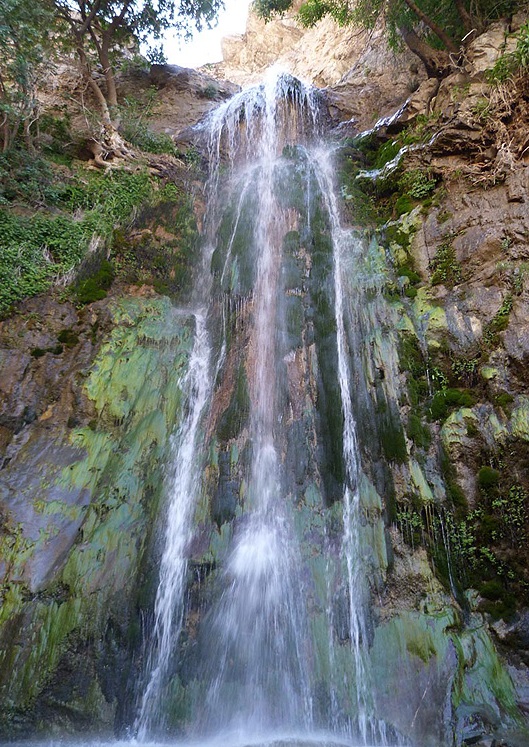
0, 150, 66, 205
488, 22, 529, 82
121, 123, 177, 155
0, 168, 153, 316
399, 169, 436, 199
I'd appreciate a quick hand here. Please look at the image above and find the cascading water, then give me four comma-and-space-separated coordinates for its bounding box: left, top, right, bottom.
310, 149, 389, 746
134, 310, 211, 739
193, 74, 318, 739
135, 70, 399, 746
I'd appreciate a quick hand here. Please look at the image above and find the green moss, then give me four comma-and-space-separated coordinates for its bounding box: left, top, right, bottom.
446, 481, 468, 513
480, 580, 504, 600
398, 333, 425, 376
217, 362, 250, 442
374, 140, 401, 169
57, 329, 79, 346
398, 264, 421, 285
479, 593, 517, 622
495, 392, 514, 410
75, 259, 114, 305
395, 195, 414, 217
482, 293, 514, 349
477, 466, 501, 490
429, 389, 476, 421
30, 345, 63, 357
430, 238, 462, 287
466, 422, 479, 437
406, 413, 431, 449
30, 348, 47, 358
379, 409, 408, 463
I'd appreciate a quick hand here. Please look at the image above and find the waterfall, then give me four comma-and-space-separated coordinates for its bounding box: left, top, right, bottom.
188, 71, 320, 740
135, 70, 396, 746
310, 148, 388, 745
134, 310, 211, 738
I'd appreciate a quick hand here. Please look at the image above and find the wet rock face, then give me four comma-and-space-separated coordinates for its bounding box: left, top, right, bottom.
0, 292, 195, 737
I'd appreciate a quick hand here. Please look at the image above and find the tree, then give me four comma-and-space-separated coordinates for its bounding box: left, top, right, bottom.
0, 0, 55, 152
52, 0, 223, 157
254, 0, 522, 78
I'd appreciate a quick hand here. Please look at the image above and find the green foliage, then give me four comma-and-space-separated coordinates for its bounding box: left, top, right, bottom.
39, 111, 73, 155
396, 495, 526, 619
0, 168, 153, 316
253, 0, 294, 21
490, 485, 528, 548
483, 292, 513, 346
0, 150, 68, 206
123, 125, 177, 155
399, 169, 437, 199
374, 140, 401, 169
67, 170, 152, 227
183, 146, 202, 171
0, 0, 55, 151
401, 113, 441, 146
0, 211, 90, 314
111, 193, 199, 300
488, 21, 529, 82
120, 90, 178, 155
451, 357, 479, 386
430, 238, 462, 287
200, 83, 219, 100
395, 195, 414, 217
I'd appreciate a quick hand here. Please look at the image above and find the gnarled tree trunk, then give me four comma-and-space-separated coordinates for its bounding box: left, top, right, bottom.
399, 25, 454, 78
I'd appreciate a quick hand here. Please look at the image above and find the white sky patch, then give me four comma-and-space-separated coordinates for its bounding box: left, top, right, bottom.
162, 0, 252, 68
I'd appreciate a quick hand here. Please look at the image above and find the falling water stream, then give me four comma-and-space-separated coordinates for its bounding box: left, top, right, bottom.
133, 71, 398, 747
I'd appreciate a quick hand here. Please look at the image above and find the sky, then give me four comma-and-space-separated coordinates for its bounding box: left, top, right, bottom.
163, 0, 252, 68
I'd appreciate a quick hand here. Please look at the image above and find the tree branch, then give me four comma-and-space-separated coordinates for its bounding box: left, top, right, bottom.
401, 0, 459, 52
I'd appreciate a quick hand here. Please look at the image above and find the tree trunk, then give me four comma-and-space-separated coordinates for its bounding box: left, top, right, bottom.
399, 25, 453, 78
401, 0, 459, 53
100, 31, 120, 127
454, 0, 478, 35
75, 37, 113, 127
